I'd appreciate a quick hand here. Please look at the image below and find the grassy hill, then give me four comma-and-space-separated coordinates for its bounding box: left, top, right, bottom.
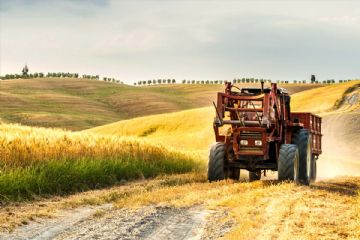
291, 80, 360, 113
88, 107, 214, 152
0, 78, 323, 130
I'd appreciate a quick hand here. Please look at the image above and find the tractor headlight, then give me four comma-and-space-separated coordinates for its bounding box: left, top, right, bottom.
240, 140, 248, 145
255, 140, 263, 146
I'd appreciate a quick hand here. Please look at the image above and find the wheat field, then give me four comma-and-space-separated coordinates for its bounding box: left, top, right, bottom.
0, 124, 200, 202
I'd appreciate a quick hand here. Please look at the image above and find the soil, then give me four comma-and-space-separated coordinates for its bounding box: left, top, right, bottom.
0, 206, 232, 240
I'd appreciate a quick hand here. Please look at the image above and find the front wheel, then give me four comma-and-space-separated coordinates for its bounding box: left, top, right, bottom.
208, 143, 226, 182
278, 144, 299, 181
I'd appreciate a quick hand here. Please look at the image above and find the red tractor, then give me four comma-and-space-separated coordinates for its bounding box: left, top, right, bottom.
208, 82, 322, 185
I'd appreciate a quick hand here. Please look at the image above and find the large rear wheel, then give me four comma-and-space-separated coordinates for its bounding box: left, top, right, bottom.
310, 155, 317, 182
278, 144, 299, 181
292, 129, 314, 185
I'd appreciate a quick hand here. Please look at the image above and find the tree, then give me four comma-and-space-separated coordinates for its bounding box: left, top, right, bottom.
167, 79, 171, 84
192, 80, 195, 84
157, 79, 162, 84
311, 75, 316, 84
182, 80, 186, 84
147, 80, 152, 85
34, 72, 39, 78
39, 73, 44, 78
172, 79, 176, 84
153, 79, 156, 85
22, 64, 29, 77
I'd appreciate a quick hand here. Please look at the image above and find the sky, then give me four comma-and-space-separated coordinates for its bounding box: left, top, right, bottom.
1, 0, 360, 83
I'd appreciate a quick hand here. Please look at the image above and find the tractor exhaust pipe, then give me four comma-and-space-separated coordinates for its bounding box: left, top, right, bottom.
261, 81, 264, 93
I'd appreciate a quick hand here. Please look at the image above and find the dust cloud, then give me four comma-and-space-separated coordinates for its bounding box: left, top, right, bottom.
317, 111, 360, 179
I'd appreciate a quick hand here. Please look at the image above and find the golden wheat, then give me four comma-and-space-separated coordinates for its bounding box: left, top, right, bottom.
0, 123, 201, 201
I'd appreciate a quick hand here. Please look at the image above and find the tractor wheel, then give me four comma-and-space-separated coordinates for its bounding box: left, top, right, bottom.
208, 142, 226, 182
278, 144, 299, 181
249, 171, 261, 181
292, 129, 313, 185
310, 155, 317, 183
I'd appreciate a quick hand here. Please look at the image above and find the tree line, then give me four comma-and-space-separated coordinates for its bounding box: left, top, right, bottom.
0, 72, 122, 84
135, 79, 176, 85
134, 77, 355, 86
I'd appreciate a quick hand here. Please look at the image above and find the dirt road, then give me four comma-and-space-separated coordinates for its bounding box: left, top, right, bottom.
0, 205, 231, 240
1, 175, 359, 240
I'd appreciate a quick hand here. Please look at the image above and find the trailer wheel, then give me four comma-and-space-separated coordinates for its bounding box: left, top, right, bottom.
278, 144, 299, 181
208, 142, 226, 182
249, 171, 261, 181
292, 129, 313, 185
310, 155, 317, 183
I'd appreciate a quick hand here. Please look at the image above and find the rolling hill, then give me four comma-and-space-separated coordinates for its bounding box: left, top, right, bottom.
0, 78, 323, 130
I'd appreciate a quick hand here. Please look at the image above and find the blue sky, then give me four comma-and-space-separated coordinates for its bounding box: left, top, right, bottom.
1, 0, 360, 83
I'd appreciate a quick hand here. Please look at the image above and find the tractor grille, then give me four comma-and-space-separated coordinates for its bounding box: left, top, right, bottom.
239, 131, 263, 154
240, 132, 262, 139
239, 146, 263, 152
